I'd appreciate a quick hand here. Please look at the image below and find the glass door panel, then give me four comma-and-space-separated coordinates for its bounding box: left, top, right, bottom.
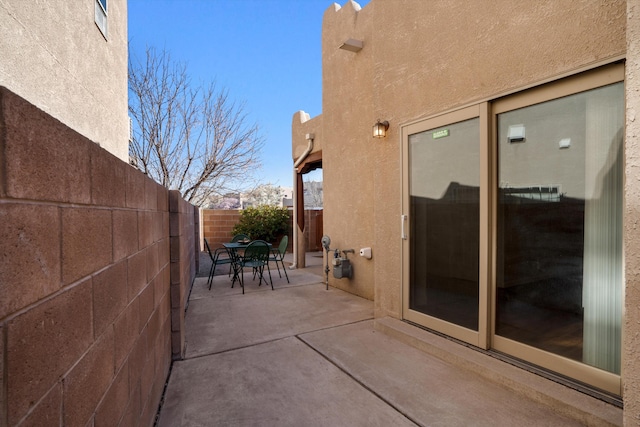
495, 82, 624, 377
408, 117, 480, 332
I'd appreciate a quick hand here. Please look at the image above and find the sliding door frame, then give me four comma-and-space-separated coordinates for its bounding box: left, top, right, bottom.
490, 63, 625, 396
401, 62, 625, 396
401, 103, 491, 349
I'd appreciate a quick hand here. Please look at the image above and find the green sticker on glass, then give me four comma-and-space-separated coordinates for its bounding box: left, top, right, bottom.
432, 129, 449, 139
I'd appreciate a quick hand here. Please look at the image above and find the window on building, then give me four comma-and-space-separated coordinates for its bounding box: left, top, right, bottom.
95, 0, 108, 38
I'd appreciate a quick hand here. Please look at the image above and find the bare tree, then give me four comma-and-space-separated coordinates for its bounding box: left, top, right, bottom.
303, 178, 323, 208
129, 47, 264, 206
243, 183, 285, 207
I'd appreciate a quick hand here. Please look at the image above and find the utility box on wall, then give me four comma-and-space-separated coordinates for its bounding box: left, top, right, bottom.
332, 257, 352, 279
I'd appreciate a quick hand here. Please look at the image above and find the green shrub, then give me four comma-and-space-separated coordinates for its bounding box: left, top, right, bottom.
232, 205, 290, 242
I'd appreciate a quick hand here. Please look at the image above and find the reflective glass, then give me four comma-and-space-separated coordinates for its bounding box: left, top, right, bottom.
409, 118, 480, 331
496, 83, 623, 374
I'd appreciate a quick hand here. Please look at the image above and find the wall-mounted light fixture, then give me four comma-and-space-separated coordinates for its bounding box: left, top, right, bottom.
339, 38, 363, 52
373, 120, 389, 138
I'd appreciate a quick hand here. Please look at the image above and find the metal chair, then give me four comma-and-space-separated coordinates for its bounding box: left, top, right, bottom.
231, 234, 250, 243
204, 238, 234, 290
236, 240, 272, 294
268, 235, 289, 283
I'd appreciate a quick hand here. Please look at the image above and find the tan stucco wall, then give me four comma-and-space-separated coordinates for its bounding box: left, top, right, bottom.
293, 0, 626, 312
318, 1, 376, 300
372, 0, 625, 316
624, 1, 640, 423
0, 0, 129, 161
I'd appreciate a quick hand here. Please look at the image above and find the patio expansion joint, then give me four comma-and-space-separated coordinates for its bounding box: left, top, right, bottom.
189, 278, 327, 302
234, 280, 327, 294
296, 321, 422, 427
182, 317, 375, 362
182, 336, 293, 361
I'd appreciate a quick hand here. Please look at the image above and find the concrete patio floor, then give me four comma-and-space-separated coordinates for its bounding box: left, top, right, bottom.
156, 252, 622, 426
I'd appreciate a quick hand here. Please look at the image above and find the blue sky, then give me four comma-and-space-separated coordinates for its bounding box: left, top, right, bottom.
128, 0, 370, 188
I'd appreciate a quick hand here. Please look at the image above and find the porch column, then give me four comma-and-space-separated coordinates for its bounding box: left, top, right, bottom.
294, 170, 306, 268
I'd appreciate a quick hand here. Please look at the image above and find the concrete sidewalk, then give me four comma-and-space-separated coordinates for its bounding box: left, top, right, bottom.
156, 252, 621, 426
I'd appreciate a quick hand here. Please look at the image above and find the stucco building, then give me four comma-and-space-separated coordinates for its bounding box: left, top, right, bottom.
0, 0, 129, 161
292, 0, 640, 422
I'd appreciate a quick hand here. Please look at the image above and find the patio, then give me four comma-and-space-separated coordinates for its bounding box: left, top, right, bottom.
155, 251, 620, 426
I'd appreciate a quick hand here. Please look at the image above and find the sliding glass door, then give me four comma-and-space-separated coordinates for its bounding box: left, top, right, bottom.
494, 80, 624, 393
402, 64, 624, 395
403, 106, 483, 345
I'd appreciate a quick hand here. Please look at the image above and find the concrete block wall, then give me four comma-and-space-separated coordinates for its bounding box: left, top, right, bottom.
194, 208, 200, 275
169, 191, 196, 360
0, 87, 195, 426
202, 209, 242, 249
201, 209, 322, 253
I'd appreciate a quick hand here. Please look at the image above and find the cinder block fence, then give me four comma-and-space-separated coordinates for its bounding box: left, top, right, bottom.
202, 209, 323, 252
0, 87, 197, 426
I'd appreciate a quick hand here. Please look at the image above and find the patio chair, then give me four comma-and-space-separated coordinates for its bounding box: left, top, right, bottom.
268, 235, 289, 283
231, 234, 250, 243
204, 238, 234, 290
236, 240, 272, 294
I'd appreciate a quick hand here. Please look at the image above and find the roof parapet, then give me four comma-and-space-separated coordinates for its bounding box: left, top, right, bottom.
331, 0, 362, 13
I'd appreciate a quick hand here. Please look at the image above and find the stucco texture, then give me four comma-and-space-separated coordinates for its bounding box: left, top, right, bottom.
0, 0, 129, 161
292, 0, 625, 312
624, 0, 640, 424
